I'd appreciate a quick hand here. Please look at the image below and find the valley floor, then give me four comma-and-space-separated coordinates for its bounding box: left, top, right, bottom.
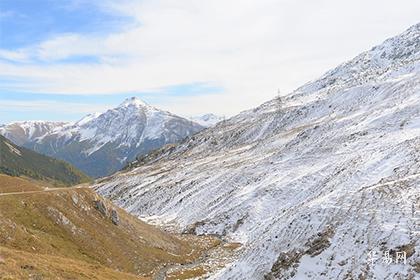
0, 174, 239, 280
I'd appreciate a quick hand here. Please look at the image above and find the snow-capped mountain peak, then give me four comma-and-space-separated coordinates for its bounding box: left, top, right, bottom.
0, 99, 204, 178
118, 97, 149, 108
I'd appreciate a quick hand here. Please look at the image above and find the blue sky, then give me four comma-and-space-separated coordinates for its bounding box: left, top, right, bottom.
0, 0, 419, 123
0, 0, 129, 49
0, 0, 223, 123
0, 0, 133, 122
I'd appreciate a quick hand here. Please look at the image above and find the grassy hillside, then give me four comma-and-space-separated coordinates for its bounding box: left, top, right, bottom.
0, 175, 219, 279
0, 246, 145, 280
0, 135, 90, 186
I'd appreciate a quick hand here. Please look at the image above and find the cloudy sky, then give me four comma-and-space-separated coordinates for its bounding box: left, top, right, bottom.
0, 0, 419, 123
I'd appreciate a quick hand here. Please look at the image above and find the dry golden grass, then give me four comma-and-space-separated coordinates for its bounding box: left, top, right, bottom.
0, 174, 43, 193
0, 246, 144, 280
0, 175, 218, 279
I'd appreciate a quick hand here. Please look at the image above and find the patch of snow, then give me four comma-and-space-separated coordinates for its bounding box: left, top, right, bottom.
5, 141, 21, 156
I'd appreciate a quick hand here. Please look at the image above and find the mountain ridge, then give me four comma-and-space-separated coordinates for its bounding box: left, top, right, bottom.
0, 121, 68, 146
94, 23, 420, 279
1, 97, 205, 178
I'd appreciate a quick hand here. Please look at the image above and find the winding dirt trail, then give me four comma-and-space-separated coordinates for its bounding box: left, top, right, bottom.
0, 185, 86, 196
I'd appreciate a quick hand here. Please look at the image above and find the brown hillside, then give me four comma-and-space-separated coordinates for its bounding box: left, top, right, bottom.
0, 175, 219, 279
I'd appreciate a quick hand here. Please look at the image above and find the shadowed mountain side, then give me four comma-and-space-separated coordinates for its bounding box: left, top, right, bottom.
0, 135, 90, 187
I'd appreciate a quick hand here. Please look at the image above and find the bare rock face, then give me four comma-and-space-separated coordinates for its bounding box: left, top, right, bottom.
265, 227, 335, 279
94, 200, 108, 217
71, 193, 79, 206
47, 206, 78, 235
111, 209, 120, 225
94, 200, 120, 226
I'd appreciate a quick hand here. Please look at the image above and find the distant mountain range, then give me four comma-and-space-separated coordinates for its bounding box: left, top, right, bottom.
0, 134, 90, 186
0, 97, 204, 178
192, 113, 224, 127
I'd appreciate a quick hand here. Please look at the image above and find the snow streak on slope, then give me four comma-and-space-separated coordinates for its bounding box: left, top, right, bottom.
95, 24, 420, 279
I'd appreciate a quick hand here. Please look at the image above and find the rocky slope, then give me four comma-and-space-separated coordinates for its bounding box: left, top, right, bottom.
95, 23, 420, 279
1, 97, 204, 178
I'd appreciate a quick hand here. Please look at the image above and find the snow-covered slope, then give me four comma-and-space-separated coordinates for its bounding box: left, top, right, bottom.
1, 98, 204, 178
95, 24, 420, 279
192, 114, 224, 127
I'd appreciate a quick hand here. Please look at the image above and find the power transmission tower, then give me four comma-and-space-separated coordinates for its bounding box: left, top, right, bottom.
276, 89, 283, 111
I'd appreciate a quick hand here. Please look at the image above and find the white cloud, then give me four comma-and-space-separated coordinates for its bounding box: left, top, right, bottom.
1, 0, 419, 117
0, 100, 111, 115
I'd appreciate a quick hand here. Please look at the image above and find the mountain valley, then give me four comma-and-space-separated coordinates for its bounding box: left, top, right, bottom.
0, 174, 237, 279
95, 23, 420, 279
0, 19, 419, 280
